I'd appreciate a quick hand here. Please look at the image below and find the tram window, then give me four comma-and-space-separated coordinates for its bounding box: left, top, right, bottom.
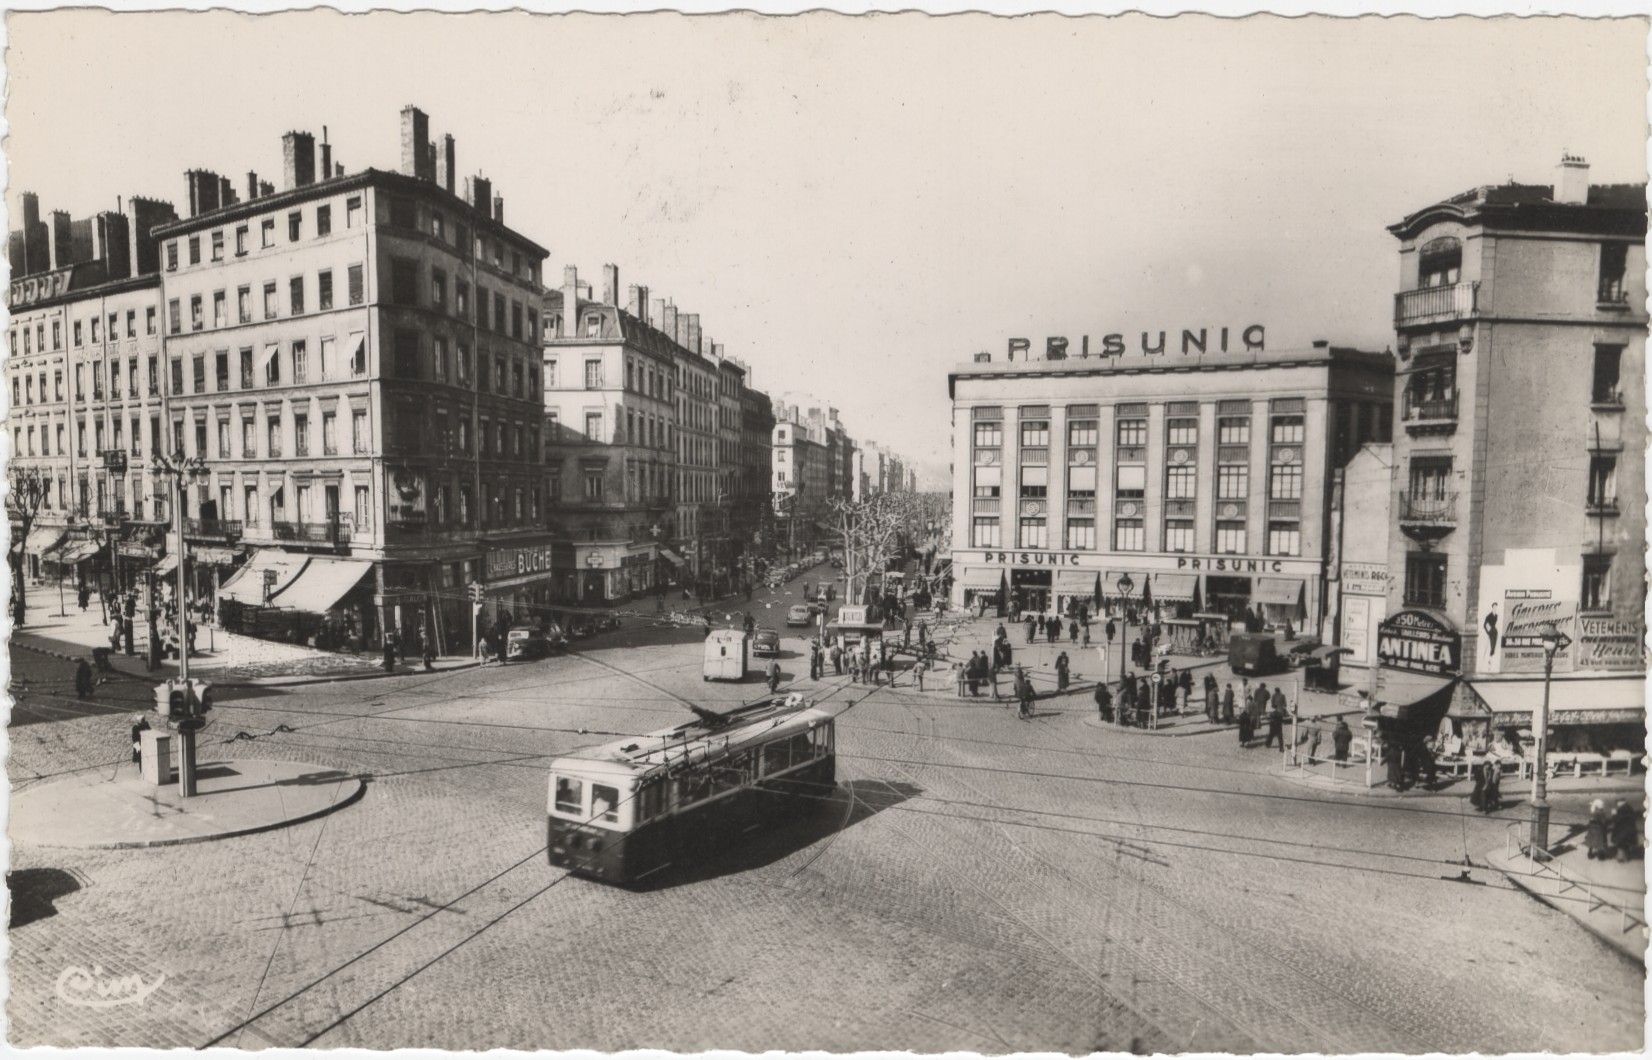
678, 771, 713, 807
554, 776, 583, 815
789, 733, 813, 761
764, 740, 791, 775
638, 782, 666, 822
591, 784, 620, 823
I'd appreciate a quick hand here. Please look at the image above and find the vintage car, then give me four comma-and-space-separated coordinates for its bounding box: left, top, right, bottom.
752, 628, 782, 656
785, 604, 812, 627
506, 626, 552, 662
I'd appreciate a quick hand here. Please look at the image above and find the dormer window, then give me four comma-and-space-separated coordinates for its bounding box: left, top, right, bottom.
584, 314, 601, 338
1418, 237, 1461, 288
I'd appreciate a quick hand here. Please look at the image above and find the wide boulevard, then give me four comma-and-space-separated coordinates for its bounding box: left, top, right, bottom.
7, 565, 1641, 1053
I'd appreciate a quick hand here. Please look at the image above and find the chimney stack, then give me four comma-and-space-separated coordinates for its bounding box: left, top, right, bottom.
559, 265, 579, 338
282, 131, 316, 189
185, 169, 223, 217
663, 302, 680, 345
1556, 152, 1590, 206
493, 194, 504, 225
438, 134, 456, 194
48, 210, 73, 270
467, 175, 493, 219
400, 106, 429, 179
687, 314, 702, 355
259, 180, 275, 198
218, 174, 237, 206
601, 265, 621, 306
320, 128, 332, 183
628, 284, 651, 323
652, 298, 667, 332
246, 171, 260, 200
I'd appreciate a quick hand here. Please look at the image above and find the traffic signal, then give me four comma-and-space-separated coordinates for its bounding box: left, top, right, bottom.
154, 678, 212, 719
468, 582, 485, 603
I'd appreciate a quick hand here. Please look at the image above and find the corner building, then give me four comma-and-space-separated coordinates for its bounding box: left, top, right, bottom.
155, 107, 548, 649
1379, 156, 1646, 751
947, 343, 1393, 628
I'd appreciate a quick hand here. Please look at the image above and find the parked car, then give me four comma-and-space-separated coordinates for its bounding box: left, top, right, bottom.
593, 611, 622, 633
567, 618, 595, 640
505, 626, 551, 662
1229, 633, 1284, 676
543, 623, 570, 653
786, 604, 812, 627
752, 628, 781, 656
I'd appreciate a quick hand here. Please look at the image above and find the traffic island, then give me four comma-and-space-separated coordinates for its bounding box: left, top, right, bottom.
10, 760, 366, 849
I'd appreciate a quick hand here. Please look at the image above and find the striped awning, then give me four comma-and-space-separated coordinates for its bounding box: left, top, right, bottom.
1054, 570, 1099, 594
1152, 573, 1200, 603
49, 540, 103, 565
957, 567, 1004, 591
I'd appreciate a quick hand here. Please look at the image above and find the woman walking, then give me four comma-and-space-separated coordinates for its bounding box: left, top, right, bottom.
1055, 651, 1070, 692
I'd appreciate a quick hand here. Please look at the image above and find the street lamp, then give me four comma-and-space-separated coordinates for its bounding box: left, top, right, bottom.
1529, 619, 1571, 853
1116, 572, 1134, 691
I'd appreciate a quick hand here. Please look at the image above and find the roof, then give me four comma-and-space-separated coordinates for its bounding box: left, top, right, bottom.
1390, 180, 1648, 241
948, 344, 1393, 399
550, 700, 833, 782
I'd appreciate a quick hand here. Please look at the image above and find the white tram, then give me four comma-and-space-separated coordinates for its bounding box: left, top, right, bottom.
546, 697, 836, 884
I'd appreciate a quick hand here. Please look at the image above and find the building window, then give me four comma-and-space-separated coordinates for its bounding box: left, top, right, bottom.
1066, 518, 1095, 550
350, 332, 367, 376
346, 196, 362, 229
431, 269, 446, 310
294, 414, 310, 457
1116, 419, 1147, 447
1164, 519, 1195, 552
584, 360, 603, 389
972, 466, 1001, 498
287, 276, 305, 315
352, 410, 368, 454
585, 472, 604, 500
316, 204, 332, 237
190, 295, 204, 331
1592, 345, 1623, 404
1018, 517, 1047, 549
1166, 418, 1198, 446
318, 270, 333, 311
1404, 553, 1448, 610
1408, 458, 1451, 501
1216, 464, 1248, 499
263, 282, 278, 320
347, 264, 364, 306
235, 225, 248, 256
288, 211, 302, 242
1019, 420, 1049, 447
1115, 464, 1146, 499
261, 219, 275, 248
1114, 518, 1144, 551
1581, 555, 1612, 612
264, 343, 281, 385
210, 230, 224, 261
188, 236, 200, 265
1215, 520, 1246, 554
1267, 522, 1300, 557
217, 419, 230, 458
241, 418, 256, 457
973, 421, 1002, 448
1599, 242, 1629, 304
1587, 454, 1617, 510
166, 242, 178, 271
239, 347, 254, 388
1019, 465, 1047, 499
1419, 240, 1461, 288
212, 290, 227, 328
1218, 417, 1250, 445
146, 307, 156, 335
389, 259, 418, 306
215, 350, 229, 391
1166, 464, 1196, 499
292, 340, 308, 384
1271, 415, 1304, 444
1268, 464, 1302, 500
1067, 420, 1098, 447
585, 412, 603, 440
456, 282, 469, 319
393, 331, 419, 378
237, 286, 251, 323
169, 358, 184, 395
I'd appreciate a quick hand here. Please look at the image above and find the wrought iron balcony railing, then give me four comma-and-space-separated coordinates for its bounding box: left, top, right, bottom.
1395, 281, 1478, 328
1400, 492, 1457, 524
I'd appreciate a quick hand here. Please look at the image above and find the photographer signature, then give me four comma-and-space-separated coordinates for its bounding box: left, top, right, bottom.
55, 965, 165, 1008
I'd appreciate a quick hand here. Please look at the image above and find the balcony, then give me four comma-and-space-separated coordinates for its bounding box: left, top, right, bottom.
1586, 494, 1619, 517
185, 518, 242, 541
1402, 392, 1459, 435
1597, 282, 1631, 310
271, 520, 344, 546
96, 507, 127, 526
1591, 387, 1625, 411
1394, 281, 1478, 328
1400, 492, 1457, 544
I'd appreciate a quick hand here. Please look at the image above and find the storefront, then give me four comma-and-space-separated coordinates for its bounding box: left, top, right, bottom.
20, 524, 66, 582
482, 536, 560, 621
956, 566, 1005, 613
1373, 608, 1462, 735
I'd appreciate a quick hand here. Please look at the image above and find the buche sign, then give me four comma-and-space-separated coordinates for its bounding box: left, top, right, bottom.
485, 544, 555, 582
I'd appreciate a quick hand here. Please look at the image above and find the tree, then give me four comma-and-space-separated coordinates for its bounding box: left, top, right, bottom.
829, 492, 917, 607
7, 464, 52, 625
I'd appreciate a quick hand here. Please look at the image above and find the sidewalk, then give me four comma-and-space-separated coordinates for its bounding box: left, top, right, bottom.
11, 594, 478, 687
1485, 828, 1647, 964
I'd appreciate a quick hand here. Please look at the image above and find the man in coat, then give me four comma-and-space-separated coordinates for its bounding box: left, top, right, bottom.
767, 658, 782, 694
1222, 683, 1237, 724
1264, 700, 1287, 751
1332, 718, 1353, 762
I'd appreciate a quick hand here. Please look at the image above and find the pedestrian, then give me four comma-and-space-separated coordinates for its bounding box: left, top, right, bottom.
1081, 625, 1091, 648
422, 631, 436, 672
1222, 683, 1237, 725
1068, 619, 1079, 643
1586, 799, 1612, 860
918, 620, 929, 646
1609, 799, 1641, 862
1237, 709, 1254, 747
1417, 736, 1438, 790
1095, 682, 1113, 722
914, 657, 927, 692
1056, 651, 1070, 691
1016, 667, 1033, 719
954, 660, 967, 699
1175, 681, 1188, 716
831, 643, 844, 676
1048, 616, 1059, 644
1305, 723, 1323, 767
1119, 674, 1136, 725
1482, 756, 1503, 812
767, 658, 782, 694
1469, 760, 1488, 810
1265, 701, 1286, 751
1025, 615, 1036, 644
988, 657, 1002, 700
130, 714, 150, 763
904, 618, 913, 646
77, 584, 90, 612
1332, 718, 1352, 762
1270, 684, 1288, 719
75, 657, 95, 699
382, 634, 397, 673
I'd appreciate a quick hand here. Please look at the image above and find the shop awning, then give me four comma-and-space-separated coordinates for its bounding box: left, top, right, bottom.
1374, 669, 1458, 724
957, 567, 1003, 591
1054, 570, 1099, 594
270, 557, 374, 615
24, 526, 65, 556
51, 540, 103, 565
218, 549, 311, 605
1468, 676, 1645, 724
1152, 573, 1199, 603
153, 554, 179, 577
658, 549, 685, 565
1253, 577, 1304, 606
1102, 571, 1148, 597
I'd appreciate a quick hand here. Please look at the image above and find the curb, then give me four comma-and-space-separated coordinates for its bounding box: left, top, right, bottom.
22, 774, 369, 851
1079, 714, 1230, 738
1485, 847, 1647, 966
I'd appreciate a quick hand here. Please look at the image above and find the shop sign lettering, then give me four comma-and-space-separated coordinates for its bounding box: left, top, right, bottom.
1498, 594, 1575, 675
1339, 564, 1388, 596
1376, 610, 1461, 674
1009, 325, 1265, 361
9, 267, 73, 309
978, 551, 1082, 566
1176, 556, 1285, 573
485, 545, 555, 582
1576, 615, 1645, 671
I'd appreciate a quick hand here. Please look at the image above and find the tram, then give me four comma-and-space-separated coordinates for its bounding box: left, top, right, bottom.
546, 696, 836, 884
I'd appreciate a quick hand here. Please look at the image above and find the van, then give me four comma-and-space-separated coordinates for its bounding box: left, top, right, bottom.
1228, 633, 1283, 676
703, 629, 748, 682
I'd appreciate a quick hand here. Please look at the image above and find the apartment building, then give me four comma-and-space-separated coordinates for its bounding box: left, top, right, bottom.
7, 190, 179, 589
154, 107, 548, 649
1378, 155, 1646, 750
947, 341, 1394, 622
735, 369, 777, 562
771, 404, 832, 556
667, 304, 723, 587
542, 266, 678, 603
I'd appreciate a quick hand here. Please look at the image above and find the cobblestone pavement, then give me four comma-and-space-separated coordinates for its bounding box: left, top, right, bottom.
8, 567, 1643, 1052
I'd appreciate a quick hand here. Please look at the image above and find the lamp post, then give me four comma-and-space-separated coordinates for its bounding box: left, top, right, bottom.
156, 449, 208, 797
1529, 619, 1571, 853
1116, 572, 1134, 694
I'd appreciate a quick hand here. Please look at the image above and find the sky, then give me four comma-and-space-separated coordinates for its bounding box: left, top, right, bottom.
5, 11, 1648, 488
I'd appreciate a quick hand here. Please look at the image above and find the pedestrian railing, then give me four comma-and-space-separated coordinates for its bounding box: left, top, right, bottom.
1503, 823, 1648, 941
1283, 716, 1380, 789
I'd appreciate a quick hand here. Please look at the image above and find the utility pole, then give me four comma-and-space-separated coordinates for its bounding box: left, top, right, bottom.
155, 449, 207, 797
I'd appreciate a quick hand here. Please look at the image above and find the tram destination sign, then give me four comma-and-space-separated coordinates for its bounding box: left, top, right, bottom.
1376, 610, 1461, 675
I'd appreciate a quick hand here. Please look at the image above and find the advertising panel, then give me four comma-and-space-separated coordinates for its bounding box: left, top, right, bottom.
1341, 594, 1373, 665
1376, 610, 1461, 675
1576, 615, 1645, 671
1497, 592, 1577, 675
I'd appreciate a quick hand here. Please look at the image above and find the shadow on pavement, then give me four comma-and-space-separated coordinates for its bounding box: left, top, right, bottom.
636, 778, 923, 891
8, 867, 82, 929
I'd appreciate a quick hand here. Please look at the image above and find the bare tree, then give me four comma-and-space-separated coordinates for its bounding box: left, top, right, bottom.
829, 492, 916, 607
7, 464, 52, 623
